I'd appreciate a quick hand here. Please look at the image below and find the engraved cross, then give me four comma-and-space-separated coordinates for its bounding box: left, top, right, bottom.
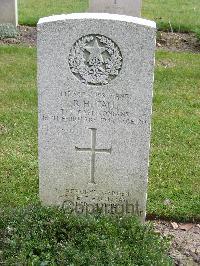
75, 128, 111, 184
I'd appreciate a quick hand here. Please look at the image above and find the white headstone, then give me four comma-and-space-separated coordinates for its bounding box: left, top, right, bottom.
38, 13, 156, 221
0, 0, 18, 26
89, 0, 141, 17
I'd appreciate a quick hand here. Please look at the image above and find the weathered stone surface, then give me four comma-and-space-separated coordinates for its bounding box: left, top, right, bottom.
38, 13, 156, 221
88, 0, 141, 17
0, 0, 18, 26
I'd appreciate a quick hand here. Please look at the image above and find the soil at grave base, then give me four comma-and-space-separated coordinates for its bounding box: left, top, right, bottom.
156, 31, 200, 54
0, 26, 200, 54
151, 220, 200, 266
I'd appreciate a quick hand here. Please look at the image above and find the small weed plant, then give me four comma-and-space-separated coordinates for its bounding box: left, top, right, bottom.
0, 24, 18, 39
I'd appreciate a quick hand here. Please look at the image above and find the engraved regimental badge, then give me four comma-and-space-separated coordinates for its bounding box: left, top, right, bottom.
69, 34, 123, 85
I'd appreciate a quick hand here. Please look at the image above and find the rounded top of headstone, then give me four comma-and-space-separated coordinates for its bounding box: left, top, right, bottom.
38, 13, 156, 29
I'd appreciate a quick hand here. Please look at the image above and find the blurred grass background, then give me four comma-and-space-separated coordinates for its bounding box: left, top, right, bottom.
18, 0, 200, 35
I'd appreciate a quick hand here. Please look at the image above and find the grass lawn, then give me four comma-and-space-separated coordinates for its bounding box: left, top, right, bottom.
0, 46, 199, 222
0, 47, 38, 206
18, 0, 200, 34
143, 0, 200, 33
18, 0, 88, 26
149, 51, 200, 221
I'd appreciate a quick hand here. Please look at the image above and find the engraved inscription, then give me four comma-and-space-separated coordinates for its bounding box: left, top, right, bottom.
60, 188, 143, 216
41, 90, 148, 127
75, 128, 111, 184
69, 34, 122, 85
